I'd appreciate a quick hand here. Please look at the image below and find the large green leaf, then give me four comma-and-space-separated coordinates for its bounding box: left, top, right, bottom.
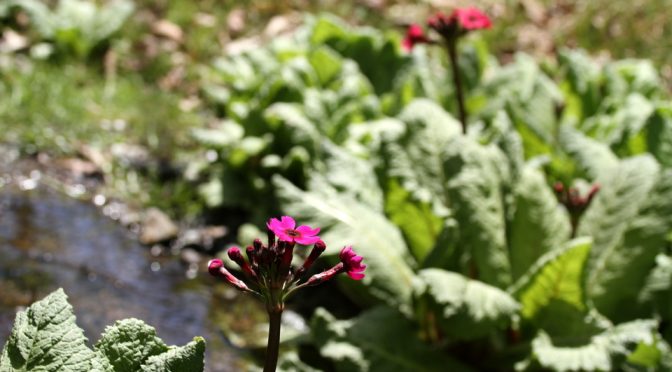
413, 269, 519, 341
94, 319, 169, 372
529, 320, 658, 372
140, 338, 205, 372
273, 176, 415, 309
578, 155, 658, 264
444, 137, 512, 288
311, 307, 472, 372
383, 99, 461, 213
0, 290, 205, 372
384, 179, 443, 262
645, 104, 672, 168
509, 165, 571, 280
559, 126, 618, 180
587, 168, 672, 322
511, 238, 593, 337
0, 289, 99, 372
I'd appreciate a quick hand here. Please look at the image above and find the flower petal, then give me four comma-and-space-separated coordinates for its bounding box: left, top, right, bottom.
347, 271, 365, 280
267, 218, 282, 231
295, 235, 321, 245
280, 216, 296, 229
296, 225, 320, 236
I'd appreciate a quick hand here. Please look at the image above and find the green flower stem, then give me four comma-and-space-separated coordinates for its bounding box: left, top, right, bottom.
446, 38, 467, 134
264, 309, 282, 372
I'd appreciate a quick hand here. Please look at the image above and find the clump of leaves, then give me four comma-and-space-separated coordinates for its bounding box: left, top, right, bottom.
0, 289, 205, 372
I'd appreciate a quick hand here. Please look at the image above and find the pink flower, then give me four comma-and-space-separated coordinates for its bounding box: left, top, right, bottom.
339, 246, 366, 280
453, 7, 491, 30
402, 23, 429, 51
267, 216, 321, 245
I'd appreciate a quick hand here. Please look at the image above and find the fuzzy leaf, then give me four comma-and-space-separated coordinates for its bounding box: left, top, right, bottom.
140, 338, 205, 372
559, 126, 618, 180
94, 319, 169, 372
383, 99, 461, 213
511, 238, 593, 336
530, 320, 657, 372
0, 289, 99, 372
274, 176, 415, 308
444, 137, 512, 288
311, 307, 472, 372
413, 269, 519, 340
587, 168, 672, 322
509, 165, 571, 280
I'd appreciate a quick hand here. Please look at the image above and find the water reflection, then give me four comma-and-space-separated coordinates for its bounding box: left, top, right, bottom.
0, 187, 248, 371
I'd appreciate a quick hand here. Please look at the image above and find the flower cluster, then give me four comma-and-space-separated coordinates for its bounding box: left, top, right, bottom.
553, 182, 600, 216
402, 7, 491, 51
208, 216, 366, 312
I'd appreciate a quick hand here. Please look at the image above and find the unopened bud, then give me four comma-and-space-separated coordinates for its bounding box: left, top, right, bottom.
208, 259, 250, 292
278, 240, 295, 279
553, 182, 564, 194
295, 240, 326, 277
228, 246, 257, 279
305, 263, 344, 287
586, 184, 600, 203
245, 245, 256, 266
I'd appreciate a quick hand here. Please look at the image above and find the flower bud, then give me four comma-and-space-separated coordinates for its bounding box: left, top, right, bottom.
278, 240, 295, 280
208, 259, 250, 292
228, 246, 257, 279
245, 245, 256, 266
295, 240, 326, 277
305, 263, 344, 286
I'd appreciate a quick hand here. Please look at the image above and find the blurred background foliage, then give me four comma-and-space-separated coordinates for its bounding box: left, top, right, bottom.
3, 0, 672, 371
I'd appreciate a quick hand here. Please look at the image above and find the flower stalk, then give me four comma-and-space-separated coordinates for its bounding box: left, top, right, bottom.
403, 7, 491, 135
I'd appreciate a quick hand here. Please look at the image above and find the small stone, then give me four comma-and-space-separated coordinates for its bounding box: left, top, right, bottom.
152, 19, 183, 42
180, 248, 202, 265
139, 208, 179, 245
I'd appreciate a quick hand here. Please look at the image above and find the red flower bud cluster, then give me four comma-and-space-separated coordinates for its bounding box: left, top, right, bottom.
554, 182, 600, 216
207, 216, 366, 311
402, 7, 491, 51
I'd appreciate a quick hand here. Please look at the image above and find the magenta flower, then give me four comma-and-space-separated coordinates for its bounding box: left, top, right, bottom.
453, 7, 492, 30
402, 23, 429, 51
339, 246, 366, 280
267, 216, 321, 245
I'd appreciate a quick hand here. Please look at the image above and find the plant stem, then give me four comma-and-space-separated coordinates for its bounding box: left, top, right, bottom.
264, 309, 282, 372
446, 39, 467, 134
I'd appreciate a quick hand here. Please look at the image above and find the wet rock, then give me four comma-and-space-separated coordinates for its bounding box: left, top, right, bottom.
175, 226, 227, 252
152, 19, 183, 43
110, 143, 151, 170
180, 248, 202, 265
139, 208, 179, 245
56, 158, 101, 178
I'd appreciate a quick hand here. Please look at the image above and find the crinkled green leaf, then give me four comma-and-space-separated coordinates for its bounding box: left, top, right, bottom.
413, 269, 519, 341
0, 290, 205, 372
444, 137, 512, 288
509, 165, 571, 280
140, 337, 205, 372
311, 307, 472, 372
0, 289, 99, 372
646, 104, 672, 168
577, 156, 662, 320
530, 320, 657, 372
308, 46, 343, 86
383, 99, 461, 215
587, 168, 672, 322
511, 238, 593, 337
559, 126, 618, 180
274, 176, 415, 309
94, 319, 169, 372
384, 179, 442, 262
